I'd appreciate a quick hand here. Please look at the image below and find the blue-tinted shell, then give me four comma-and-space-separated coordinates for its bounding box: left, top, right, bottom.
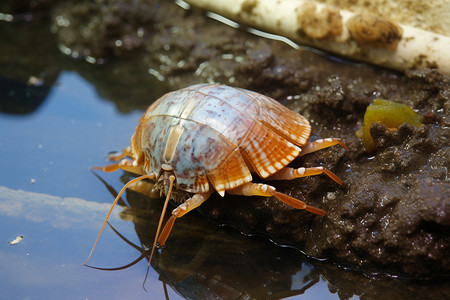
130, 84, 311, 195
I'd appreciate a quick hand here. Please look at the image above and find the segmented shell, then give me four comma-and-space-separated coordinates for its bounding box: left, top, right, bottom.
131, 84, 311, 195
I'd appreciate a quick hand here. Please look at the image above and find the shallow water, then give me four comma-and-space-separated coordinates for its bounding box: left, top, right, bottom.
0, 20, 446, 300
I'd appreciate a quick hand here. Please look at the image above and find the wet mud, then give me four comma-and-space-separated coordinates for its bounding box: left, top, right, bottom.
3, 0, 448, 280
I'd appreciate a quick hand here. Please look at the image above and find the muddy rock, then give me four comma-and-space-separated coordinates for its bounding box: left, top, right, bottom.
51, 0, 155, 59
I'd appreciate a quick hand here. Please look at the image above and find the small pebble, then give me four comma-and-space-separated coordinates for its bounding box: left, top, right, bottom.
8, 235, 23, 245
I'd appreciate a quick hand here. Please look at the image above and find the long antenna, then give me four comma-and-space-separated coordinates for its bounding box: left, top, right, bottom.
82, 173, 156, 265
143, 175, 175, 288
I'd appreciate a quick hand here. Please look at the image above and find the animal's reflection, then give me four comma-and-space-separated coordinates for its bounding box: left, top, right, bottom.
88, 172, 321, 299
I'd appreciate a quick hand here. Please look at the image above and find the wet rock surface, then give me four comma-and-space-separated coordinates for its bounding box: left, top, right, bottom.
4, 0, 449, 278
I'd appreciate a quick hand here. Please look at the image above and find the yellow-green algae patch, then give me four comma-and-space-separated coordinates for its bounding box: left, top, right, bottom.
357, 99, 423, 152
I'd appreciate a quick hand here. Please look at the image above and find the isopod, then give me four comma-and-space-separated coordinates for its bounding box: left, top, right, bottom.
84, 84, 347, 266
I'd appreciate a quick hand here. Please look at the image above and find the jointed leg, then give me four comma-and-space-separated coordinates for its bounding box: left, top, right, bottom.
299, 138, 347, 156
263, 138, 346, 185
106, 146, 132, 161
266, 166, 343, 186
92, 158, 145, 174
157, 190, 213, 246
228, 182, 326, 215
125, 180, 160, 199
91, 146, 145, 174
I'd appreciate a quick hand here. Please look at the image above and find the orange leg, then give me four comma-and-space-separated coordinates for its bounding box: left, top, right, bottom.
91, 146, 144, 174
126, 180, 160, 199
266, 166, 343, 186
106, 146, 132, 161
91, 158, 145, 175
299, 138, 347, 156
264, 138, 346, 185
157, 190, 213, 247
228, 182, 326, 216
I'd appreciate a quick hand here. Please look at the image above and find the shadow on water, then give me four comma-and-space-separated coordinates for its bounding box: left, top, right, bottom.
0, 14, 448, 300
